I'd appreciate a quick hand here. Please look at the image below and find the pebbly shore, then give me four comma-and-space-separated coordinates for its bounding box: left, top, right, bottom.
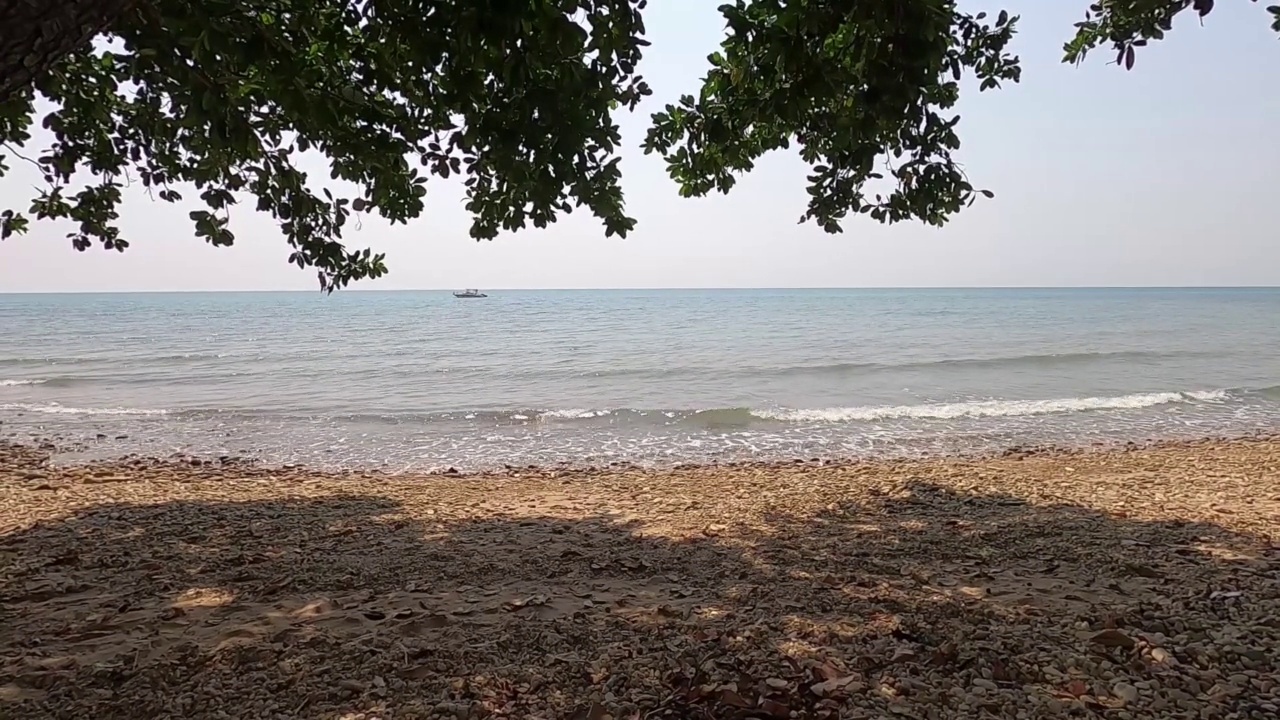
2, 438, 1278, 719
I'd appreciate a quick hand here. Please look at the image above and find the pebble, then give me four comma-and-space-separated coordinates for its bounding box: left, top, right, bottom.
1114, 682, 1139, 704
972, 678, 998, 691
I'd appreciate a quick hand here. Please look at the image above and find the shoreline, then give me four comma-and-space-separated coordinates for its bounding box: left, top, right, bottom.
6, 426, 1280, 478
3, 437, 1278, 719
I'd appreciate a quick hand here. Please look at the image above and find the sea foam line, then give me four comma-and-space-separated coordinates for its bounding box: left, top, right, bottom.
752, 390, 1228, 423
0, 402, 168, 416
0, 390, 1231, 423
0, 379, 48, 386
539, 408, 612, 419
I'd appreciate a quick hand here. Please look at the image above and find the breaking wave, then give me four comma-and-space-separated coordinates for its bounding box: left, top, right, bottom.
754, 390, 1228, 423
0, 402, 169, 416
0, 389, 1236, 425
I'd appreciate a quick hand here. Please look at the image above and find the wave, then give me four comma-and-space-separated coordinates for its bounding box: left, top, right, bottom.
0, 352, 234, 367
0, 377, 95, 388
405, 390, 1232, 426
538, 408, 613, 419
685, 408, 760, 426
765, 350, 1192, 378
0, 389, 1236, 425
0, 402, 168, 416
527, 390, 1231, 426
522, 350, 1198, 382
0, 350, 1199, 389
753, 390, 1228, 423
1255, 384, 1280, 401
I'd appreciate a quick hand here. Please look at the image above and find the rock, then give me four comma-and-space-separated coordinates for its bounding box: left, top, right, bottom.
1113, 682, 1138, 705
338, 679, 367, 694
758, 698, 790, 718
434, 702, 470, 720
891, 647, 918, 664
972, 678, 997, 691
1122, 562, 1163, 579
571, 701, 607, 720
1090, 629, 1136, 649
811, 676, 860, 697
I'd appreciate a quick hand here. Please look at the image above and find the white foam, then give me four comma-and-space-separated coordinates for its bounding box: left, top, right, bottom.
0, 379, 47, 386
0, 402, 168, 416
753, 390, 1229, 423
539, 408, 611, 419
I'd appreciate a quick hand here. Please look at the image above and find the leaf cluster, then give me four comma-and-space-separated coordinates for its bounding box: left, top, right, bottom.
1, 0, 651, 290
643, 1, 1019, 232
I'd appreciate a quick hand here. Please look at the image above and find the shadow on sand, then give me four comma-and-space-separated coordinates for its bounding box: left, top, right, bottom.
2, 472, 1276, 719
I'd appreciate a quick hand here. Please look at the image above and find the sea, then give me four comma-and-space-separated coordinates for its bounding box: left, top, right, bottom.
2, 288, 1279, 471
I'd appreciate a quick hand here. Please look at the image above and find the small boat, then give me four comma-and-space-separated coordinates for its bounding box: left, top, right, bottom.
453, 289, 488, 298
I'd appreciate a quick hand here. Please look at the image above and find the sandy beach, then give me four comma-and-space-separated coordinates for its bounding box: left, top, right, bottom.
2, 439, 1278, 719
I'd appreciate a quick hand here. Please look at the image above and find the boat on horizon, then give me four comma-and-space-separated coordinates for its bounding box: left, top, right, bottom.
453, 289, 488, 298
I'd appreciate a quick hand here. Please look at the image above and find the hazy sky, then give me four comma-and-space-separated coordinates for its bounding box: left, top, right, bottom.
1, 1, 1277, 292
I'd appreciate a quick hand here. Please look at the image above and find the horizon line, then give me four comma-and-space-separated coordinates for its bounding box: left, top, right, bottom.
2, 284, 1279, 295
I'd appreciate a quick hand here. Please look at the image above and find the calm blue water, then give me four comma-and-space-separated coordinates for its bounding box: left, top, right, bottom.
2, 288, 1279, 469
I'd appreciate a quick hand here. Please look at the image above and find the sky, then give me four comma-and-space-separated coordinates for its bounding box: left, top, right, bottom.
0, 1, 1277, 292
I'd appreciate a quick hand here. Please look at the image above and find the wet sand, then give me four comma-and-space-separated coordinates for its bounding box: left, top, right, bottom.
2, 438, 1278, 719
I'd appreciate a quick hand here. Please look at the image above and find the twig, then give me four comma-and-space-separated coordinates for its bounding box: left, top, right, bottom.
2, 143, 46, 172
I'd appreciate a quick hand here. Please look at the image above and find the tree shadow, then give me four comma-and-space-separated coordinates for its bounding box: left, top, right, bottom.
1, 475, 1276, 719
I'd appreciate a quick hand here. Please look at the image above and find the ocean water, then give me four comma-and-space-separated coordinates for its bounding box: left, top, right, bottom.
2, 288, 1279, 470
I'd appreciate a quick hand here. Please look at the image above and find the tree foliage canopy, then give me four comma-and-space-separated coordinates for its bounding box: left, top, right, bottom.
1, 0, 1276, 289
